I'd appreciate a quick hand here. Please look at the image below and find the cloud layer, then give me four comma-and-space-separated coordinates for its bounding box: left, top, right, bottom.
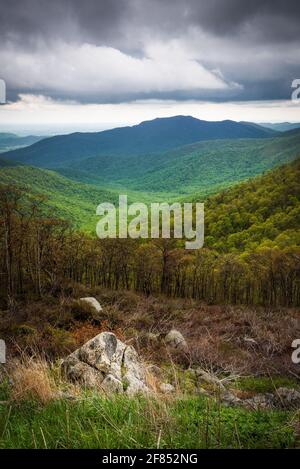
0, 0, 299, 103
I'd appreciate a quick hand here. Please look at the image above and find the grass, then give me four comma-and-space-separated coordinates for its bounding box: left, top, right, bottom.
0, 347, 299, 449
0, 393, 297, 449
235, 376, 300, 394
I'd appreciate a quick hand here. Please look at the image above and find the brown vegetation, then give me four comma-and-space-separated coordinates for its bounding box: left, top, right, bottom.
1, 288, 299, 376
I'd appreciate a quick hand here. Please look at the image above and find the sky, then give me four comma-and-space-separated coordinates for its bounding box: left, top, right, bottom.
0, 0, 299, 134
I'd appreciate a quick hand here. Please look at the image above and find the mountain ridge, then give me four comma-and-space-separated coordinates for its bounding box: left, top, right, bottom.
1, 115, 279, 168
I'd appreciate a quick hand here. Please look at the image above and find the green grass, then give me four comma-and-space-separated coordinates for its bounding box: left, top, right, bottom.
0, 393, 296, 449
235, 376, 300, 394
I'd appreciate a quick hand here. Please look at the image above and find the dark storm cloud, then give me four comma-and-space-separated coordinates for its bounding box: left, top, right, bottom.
1, 0, 299, 47
0, 0, 132, 49
0, 0, 299, 102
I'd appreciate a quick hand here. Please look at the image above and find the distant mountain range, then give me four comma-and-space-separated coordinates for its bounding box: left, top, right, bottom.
0, 132, 42, 153
1, 116, 278, 168
1, 115, 300, 226
260, 122, 300, 132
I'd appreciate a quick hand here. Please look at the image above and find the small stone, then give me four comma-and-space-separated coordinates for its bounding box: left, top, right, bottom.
79, 297, 102, 312
195, 368, 226, 390
160, 383, 175, 394
164, 329, 187, 350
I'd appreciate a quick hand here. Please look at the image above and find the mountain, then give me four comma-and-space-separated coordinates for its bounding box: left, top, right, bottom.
0, 165, 120, 232
121, 129, 300, 195
55, 129, 300, 197
260, 122, 300, 132
1, 116, 278, 168
0, 132, 42, 153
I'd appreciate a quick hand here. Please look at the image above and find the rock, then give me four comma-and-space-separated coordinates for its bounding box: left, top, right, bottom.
243, 393, 275, 410
275, 387, 300, 409
221, 390, 242, 407
160, 383, 175, 394
63, 352, 105, 387
101, 374, 123, 394
79, 297, 102, 313
195, 368, 226, 390
62, 332, 149, 396
164, 329, 187, 351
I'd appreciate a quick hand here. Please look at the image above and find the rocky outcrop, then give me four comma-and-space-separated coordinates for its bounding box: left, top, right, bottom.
164, 329, 187, 351
62, 332, 150, 396
79, 297, 102, 312
194, 368, 300, 410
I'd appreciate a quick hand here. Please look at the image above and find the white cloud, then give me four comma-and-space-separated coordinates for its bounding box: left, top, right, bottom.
1, 94, 300, 135
0, 41, 235, 98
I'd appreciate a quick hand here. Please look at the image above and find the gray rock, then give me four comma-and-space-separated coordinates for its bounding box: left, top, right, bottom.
160, 383, 175, 394
195, 368, 226, 390
275, 387, 300, 409
62, 332, 149, 396
79, 297, 102, 313
244, 393, 275, 410
164, 329, 187, 350
101, 374, 123, 394
221, 390, 242, 407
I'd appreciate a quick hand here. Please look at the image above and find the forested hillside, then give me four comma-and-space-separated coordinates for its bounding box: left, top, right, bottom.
53, 130, 300, 198
204, 158, 300, 251
120, 131, 300, 194
0, 165, 119, 230
0, 159, 299, 306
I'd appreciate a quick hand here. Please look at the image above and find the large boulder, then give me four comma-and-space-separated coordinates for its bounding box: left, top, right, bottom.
164, 329, 188, 351
62, 332, 149, 396
79, 297, 102, 313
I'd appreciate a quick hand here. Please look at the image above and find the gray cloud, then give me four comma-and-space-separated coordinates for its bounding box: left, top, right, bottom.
0, 0, 299, 102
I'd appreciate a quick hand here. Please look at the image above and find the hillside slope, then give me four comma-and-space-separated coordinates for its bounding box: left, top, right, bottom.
56, 130, 300, 197
124, 131, 300, 194
0, 165, 119, 231
1, 116, 278, 168
204, 157, 300, 252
